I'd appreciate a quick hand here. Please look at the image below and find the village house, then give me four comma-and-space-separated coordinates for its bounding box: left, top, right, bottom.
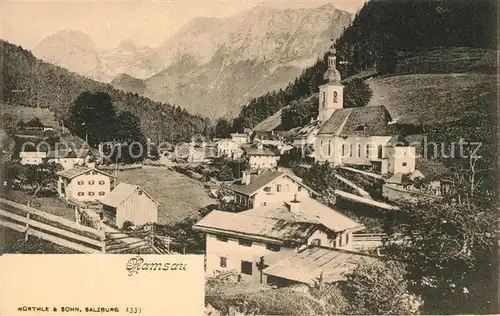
47, 148, 91, 170
56, 167, 112, 202
291, 121, 320, 149
216, 139, 243, 160
225, 170, 317, 210
100, 182, 159, 228
382, 164, 453, 202
301, 47, 417, 176
245, 143, 280, 171
231, 132, 250, 145
19, 151, 47, 165
193, 196, 367, 284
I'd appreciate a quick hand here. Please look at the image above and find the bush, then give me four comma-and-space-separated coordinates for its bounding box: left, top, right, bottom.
122, 220, 135, 230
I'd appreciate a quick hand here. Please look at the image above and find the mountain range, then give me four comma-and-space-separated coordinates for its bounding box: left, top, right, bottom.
32, 4, 352, 119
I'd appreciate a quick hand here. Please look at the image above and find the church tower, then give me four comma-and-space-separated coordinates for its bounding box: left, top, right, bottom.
317, 41, 344, 123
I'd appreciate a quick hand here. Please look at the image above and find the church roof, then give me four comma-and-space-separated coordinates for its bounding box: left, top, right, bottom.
317, 106, 393, 137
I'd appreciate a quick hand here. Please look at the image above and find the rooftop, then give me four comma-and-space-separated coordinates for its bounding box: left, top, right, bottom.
292, 121, 320, 139
20, 151, 47, 158
193, 210, 320, 245
262, 246, 379, 285
57, 167, 112, 179
228, 170, 318, 196
194, 197, 364, 244
318, 106, 393, 137
100, 182, 159, 208
244, 145, 279, 157
241, 197, 364, 233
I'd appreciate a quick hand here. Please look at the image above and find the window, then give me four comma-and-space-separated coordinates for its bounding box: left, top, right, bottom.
138, 190, 143, 195
333, 91, 338, 103
264, 186, 271, 192
78, 192, 84, 196
378, 145, 383, 159
220, 257, 227, 268
77, 181, 84, 185
349, 144, 353, 157
328, 140, 331, 156
342, 144, 347, 157
402, 162, 407, 167
339, 235, 343, 247
88, 192, 95, 196
98, 191, 105, 196
311, 238, 321, 246
357, 144, 361, 158
322, 91, 326, 107
216, 235, 228, 242
298, 186, 302, 192
239, 239, 252, 247
276, 184, 282, 192
99, 180, 105, 185
366, 144, 371, 158
241, 261, 253, 275
266, 244, 281, 252
345, 233, 350, 245
88, 180, 95, 185
262, 202, 267, 206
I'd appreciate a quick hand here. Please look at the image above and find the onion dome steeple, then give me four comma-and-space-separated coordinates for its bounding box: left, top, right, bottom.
323, 40, 342, 84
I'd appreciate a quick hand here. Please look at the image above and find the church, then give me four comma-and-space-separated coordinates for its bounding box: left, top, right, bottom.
299, 47, 416, 175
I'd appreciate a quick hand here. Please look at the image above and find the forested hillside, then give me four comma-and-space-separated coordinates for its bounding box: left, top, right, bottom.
233, 0, 496, 130
2, 40, 210, 142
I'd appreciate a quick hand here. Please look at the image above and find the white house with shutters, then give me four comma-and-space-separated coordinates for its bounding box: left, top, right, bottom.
56, 167, 112, 202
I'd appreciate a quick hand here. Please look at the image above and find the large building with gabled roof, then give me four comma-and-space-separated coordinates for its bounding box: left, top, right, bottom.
193, 195, 366, 283
56, 167, 113, 202
225, 169, 318, 210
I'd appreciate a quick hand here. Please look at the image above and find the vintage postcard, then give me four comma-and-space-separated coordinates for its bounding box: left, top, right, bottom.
1, 0, 498, 315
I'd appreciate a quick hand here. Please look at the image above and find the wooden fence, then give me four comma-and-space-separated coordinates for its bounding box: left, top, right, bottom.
0, 198, 106, 253
97, 164, 143, 171
352, 233, 386, 252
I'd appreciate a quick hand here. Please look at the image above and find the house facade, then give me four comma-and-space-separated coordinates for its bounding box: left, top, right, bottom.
101, 182, 159, 228
19, 151, 47, 165
226, 170, 317, 210
194, 197, 365, 284
56, 167, 112, 202
245, 143, 280, 171
216, 139, 243, 160
47, 149, 90, 170
231, 133, 250, 145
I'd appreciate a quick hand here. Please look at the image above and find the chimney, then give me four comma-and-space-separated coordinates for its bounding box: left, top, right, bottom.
285, 195, 301, 215
242, 170, 251, 185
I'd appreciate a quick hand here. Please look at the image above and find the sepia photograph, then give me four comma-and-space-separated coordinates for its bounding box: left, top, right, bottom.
0, 0, 498, 315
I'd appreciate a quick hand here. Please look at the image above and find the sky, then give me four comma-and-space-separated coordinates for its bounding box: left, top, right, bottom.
1, 0, 366, 50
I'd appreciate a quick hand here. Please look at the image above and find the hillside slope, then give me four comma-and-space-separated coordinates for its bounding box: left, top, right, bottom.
250, 48, 495, 132
2, 40, 209, 143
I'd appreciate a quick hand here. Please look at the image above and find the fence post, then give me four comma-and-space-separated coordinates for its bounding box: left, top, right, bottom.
24, 213, 30, 241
